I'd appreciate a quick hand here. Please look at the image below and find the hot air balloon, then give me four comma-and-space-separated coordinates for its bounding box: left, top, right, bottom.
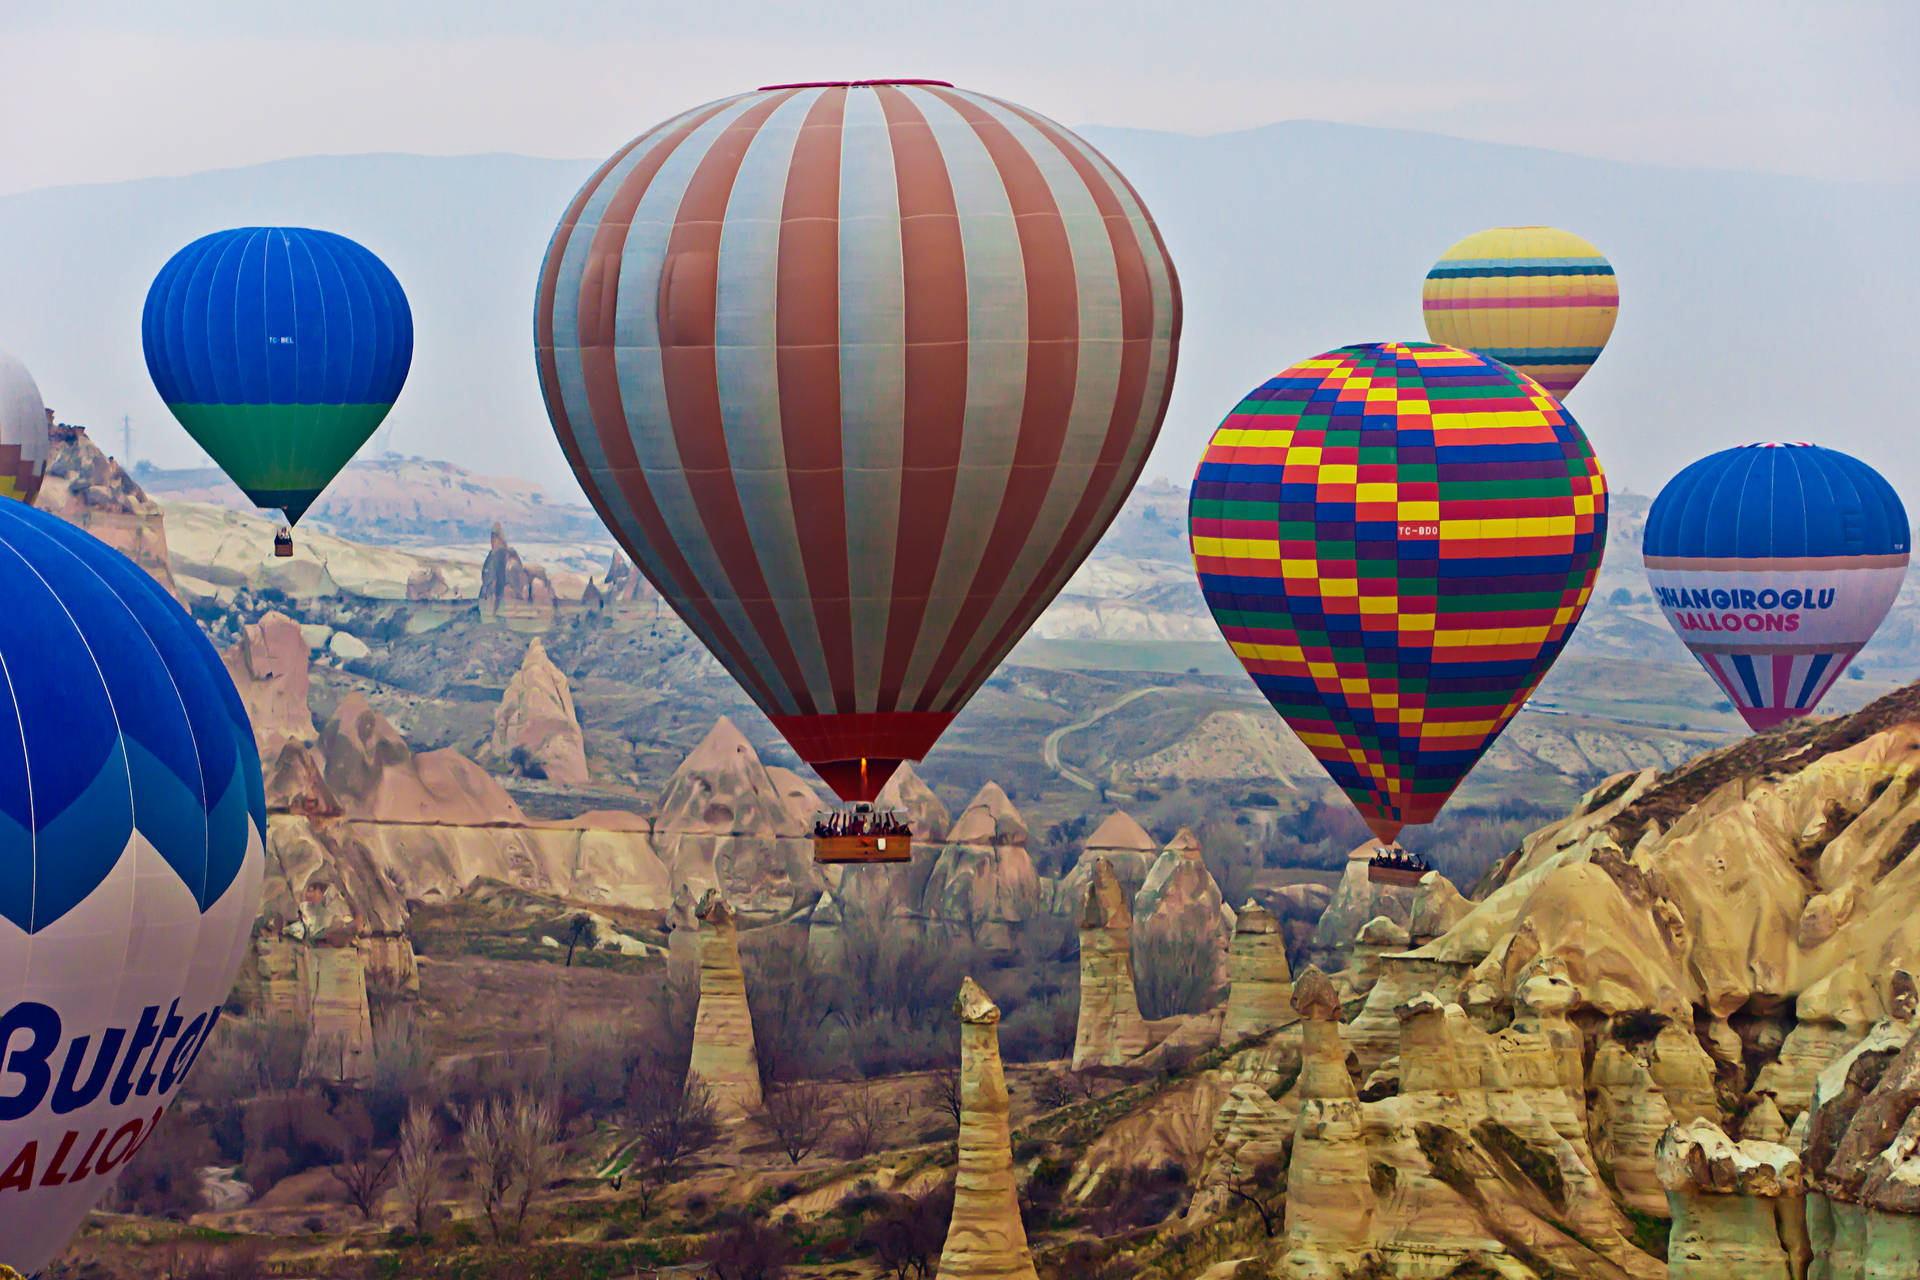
535, 80, 1180, 861
0, 348, 51, 504
1422, 227, 1618, 398
1643, 443, 1908, 732
1190, 342, 1607, 864
0, 499, 264, 1274
142, 227, 413, 555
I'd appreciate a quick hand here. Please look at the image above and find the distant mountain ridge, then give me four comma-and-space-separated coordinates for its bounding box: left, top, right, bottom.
0, 125, 1912, 501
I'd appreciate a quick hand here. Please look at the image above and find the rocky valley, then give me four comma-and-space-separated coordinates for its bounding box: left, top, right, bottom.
24, 429, 1920, 1280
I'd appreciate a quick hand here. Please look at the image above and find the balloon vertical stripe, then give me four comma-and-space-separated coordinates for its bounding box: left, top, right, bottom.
535, 81, 1180, 799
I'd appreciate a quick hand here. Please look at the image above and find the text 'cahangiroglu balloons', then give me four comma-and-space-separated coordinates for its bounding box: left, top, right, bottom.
1191, 343, 1607, 843
1643, 442, 1908, 731
0, 500, 264, 1273
535, 79, 1180, 802
142, 227, 412, 525
1422, 226, 1617, 398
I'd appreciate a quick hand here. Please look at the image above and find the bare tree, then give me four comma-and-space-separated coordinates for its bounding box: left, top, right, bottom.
922, 1067, 963, 1130
505, 1091, 559, 1240
1223, 1157, 1286, 1237
861, 1184, 954, 1280
461, 1096, 517, 1242
839, 1079, 890, 1158
753, 1080, 837, 1164
326, 1098, 396, 1221
623, 1068, 720, 1215
393, 1100, 443, 1233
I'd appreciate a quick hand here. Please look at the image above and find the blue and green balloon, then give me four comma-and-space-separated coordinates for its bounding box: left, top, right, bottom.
141, 227, 412, 523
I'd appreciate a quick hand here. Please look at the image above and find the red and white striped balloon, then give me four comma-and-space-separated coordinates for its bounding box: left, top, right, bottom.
535, 80, 1181, 800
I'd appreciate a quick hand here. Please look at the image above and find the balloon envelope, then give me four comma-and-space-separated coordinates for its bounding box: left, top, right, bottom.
0, 348, 50, 504
1190, 342, 1607, 842
142, 227, 413, 523
0, 499, 264, 1273
535, 80, 1181, 800
1422, 226, 1618, 398
1643, 442, 1908, 731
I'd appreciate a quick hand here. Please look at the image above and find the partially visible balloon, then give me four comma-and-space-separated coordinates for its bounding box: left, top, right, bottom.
1190, 343, 1607, 843
535, 80, 1181, 801
0, 500, 264, 1274
1643, 443, 1908, 732
0, 348, 51, 504
1422, 226, 1617, 397
141, 227, 413, 523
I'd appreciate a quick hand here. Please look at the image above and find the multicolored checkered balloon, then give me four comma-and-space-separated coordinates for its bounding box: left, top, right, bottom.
1189, 343, 1608, 843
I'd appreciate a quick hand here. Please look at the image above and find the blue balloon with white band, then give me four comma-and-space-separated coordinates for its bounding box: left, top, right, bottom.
1643, 442, 1908, 731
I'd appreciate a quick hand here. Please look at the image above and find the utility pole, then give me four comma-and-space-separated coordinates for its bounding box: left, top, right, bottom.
121, 415, 132, 467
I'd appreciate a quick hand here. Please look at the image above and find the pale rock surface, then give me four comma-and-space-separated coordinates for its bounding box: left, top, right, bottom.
1135, 827, 1233, 991
483, 638, 589, 786
937, 978, 1039, 1280
688, 892, 763, 1120
1191, 1082, 1293, 1217
1279, 967, 1377, 1273
1408, 870, 1473, 944
652, 717, 820, 912
1221, 901, 1292, 1045
921, 784, 1041, 948
1343, 952, 1469, 1079
1590, 1039, 1678, 1215
1057, 811, 1158, 910
1310, 843, 1414, 971
1072, 858, 1150, 1069
222, 611, 316, 753
479, 521, 557, 612
327, 631, 371, 662
1657, 1119, 1806, 1278
877, 761, 952, 843
37, 424, 178, 594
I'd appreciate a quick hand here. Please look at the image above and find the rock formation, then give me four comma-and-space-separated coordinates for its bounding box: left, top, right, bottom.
688, 891, 763, 1120
920, 783, 1041, 948
652, 717, 819, 912
1134, 827, 1233, 991
1279, 967, 1376, 1270
1221, 901, 1292, 1045
937, 977, 1039, 1280
877, 761, 952, 843
1309, 843, 1416, 972
1072, 858, 1151, 1069
222, 610, 317, 753
1058, 811, 1158, 908
484, 638, 589, 786
1657, 1119, 1808, 1278
405, 565, 451, 600
1801, 1001, 1920, 1276
479, 522, 556, 612
36, 423, 177, 594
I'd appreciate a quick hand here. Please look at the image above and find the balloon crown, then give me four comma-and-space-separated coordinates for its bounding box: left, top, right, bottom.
758, 78, 955, 90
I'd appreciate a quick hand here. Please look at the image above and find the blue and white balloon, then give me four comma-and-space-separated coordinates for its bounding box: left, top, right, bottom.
0, 499, 263, 1272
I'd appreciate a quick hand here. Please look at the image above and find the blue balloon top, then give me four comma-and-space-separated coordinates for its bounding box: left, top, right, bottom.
0, 500, 263, 933
1643, 443, 1909, 561
142, 226, 413, 407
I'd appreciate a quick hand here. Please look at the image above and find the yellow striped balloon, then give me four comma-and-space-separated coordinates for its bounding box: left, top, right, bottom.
1421, 227, 1618, 397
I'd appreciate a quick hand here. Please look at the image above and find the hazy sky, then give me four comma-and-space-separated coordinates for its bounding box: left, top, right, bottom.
5, 0, 1916, 193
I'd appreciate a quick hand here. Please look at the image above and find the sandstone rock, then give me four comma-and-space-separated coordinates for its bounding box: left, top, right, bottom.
938, 977, 1038, 1280
1280, 964, 1376, 1268
877, 761, 951, 843
327, 631, 371, 663
1746, 1095, 1790, 1145
479, 522, 556, 612
37, 423, 177, 594
484, 638, 589, 787
688, 892, 763, 1120
921, 784, 1041, 948
1590, 1040, 1675, 1216
405, 566, 451, 600
653, 717, 819, 912
1409, 870, 1472, 944
1134, 827, 1232, 991
1657, 1119, 1806, 1277
1310, 843, 1414, 971
223, 611, 317, 753
1221, 901, 1292, 1045
1192, 1082, 1293, 1218
1072, 858, 1150, 1069
321, 694, 524, 825
265, 742, 343, 820
1058, 811, 1158, 909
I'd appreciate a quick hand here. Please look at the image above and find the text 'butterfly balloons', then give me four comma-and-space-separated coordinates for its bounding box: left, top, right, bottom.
0, 499, 264, 1274
1643, 443, 1908, 732
535, 79, 1181, 803
1190, 343, 1607, 844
